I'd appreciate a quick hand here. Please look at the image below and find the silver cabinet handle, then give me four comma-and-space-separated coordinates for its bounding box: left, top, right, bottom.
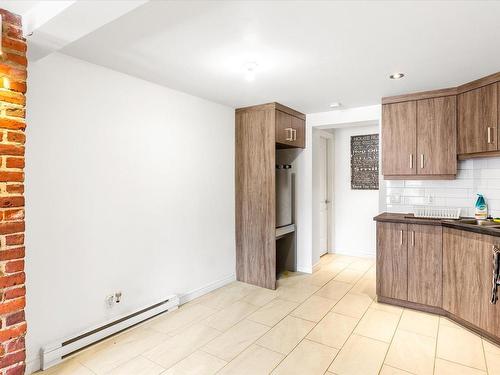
420, 154, 424, 169
488, 127, 493, 144
285, 128, 293, 141
411, 231, 415, 246
292, 129, 297, 141
400, 230, 403, 245
409, 154, 413, 169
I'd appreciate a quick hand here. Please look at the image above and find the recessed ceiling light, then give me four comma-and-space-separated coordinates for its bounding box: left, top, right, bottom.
389, 72, 405, 80
329, 102, 342, 108
243, 62, 258, 82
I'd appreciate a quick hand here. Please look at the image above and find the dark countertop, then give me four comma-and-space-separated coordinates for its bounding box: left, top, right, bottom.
374, 212, 500, 238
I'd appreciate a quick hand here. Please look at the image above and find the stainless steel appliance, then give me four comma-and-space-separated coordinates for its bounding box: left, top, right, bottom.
276, 164, 292, 228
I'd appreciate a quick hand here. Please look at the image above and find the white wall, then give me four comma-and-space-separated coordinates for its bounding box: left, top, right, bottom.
331, 125, 379, 257
383, 158, 500, 218
25, 53, 235, 371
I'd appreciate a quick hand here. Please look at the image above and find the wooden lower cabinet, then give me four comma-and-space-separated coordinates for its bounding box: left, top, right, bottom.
376, 222, 408, 300
408, 224, 442, 307
443, 228, 500, 337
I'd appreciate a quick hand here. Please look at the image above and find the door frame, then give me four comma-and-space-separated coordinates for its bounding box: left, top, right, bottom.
316, 131, 335, 257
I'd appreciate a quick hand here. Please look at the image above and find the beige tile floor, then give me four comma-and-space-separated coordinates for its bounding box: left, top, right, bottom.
37, 254, 500, 375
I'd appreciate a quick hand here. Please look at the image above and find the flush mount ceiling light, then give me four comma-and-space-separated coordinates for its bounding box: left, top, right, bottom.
329, 102, 342, 108
389, 72, 405, 80
243, 61, 258, 82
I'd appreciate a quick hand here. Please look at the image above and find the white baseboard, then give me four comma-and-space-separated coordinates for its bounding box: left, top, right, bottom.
296, 265, 312, 274
178, 273, 236, 305
312, 262, 321, 273
333, 249, 375, 258
26, 358, 41, 375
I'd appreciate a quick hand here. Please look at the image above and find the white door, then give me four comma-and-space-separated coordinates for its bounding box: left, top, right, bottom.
319, 136, 329, 255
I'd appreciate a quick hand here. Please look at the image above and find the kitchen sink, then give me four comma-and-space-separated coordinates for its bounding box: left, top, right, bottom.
454, 218, 500, 228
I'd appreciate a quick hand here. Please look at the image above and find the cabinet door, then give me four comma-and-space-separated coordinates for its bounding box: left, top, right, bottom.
457, 83, 498, 154
382, 101, 417, 176
443, 228, 500, 337
275, 110, 293, 146
376, 222, 408, 300
291, 116, 305, 148
408, 224, 442, 307
417, 96, 457, 176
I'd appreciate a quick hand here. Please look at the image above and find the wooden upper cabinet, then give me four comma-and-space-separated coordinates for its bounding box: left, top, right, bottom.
275, 110, 293, 146
382, 101, 417, 176
457, 82, 498, 155
417, 96, 457, 176
291, 115, 305, 148
408, 224, 442, 307
443, 228, 500, 337
275, 109, 305, 149
376, 222, 408, 301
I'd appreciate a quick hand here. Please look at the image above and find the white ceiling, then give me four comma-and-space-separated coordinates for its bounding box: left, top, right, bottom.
17, 1, 500, 113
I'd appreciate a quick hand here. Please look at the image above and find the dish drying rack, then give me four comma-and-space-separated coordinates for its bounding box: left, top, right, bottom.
413, 207, 461, 219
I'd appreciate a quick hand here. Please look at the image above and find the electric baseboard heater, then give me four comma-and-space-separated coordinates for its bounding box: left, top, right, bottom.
41, 295, 179, 370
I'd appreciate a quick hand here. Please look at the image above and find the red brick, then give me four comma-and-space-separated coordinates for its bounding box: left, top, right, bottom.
0, 196, 24, 208
0, 222, 24, 235
5, 158, 24, 169
0, 247, 25, 261
0, 172, 24, 182
0, 298, 25, 316
0, 90, 25, 105
0, 144, 24, 156
5, 234, 24, 246
2, 38, 27, 54
0, 273, 25, 288
6, 337, 25, 354
0, 118, 25, 131
5, 311, 25, 328
4, 24, 23, 40
0, 10, 22, 27
0, 79, 26, 94
5, 260, 24, 274
4, 53, 27, 68
3, 209, 24, 221
6, 364, 26, 375
0, 349, 25, 369
6, 132, 25, 144
5, 184, 23, 194
5, 108, 25, 119
3, 287, 25, 301
0, 65, 26, 82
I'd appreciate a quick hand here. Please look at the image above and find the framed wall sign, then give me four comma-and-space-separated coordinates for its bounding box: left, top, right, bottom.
351, 133, 379, 190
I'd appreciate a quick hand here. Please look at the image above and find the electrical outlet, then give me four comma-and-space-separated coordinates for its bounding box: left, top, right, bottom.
106, 294, 115, 308
115, 291, 122, 303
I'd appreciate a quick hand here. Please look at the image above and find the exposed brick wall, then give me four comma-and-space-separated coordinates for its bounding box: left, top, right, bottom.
0, 8, 27, 375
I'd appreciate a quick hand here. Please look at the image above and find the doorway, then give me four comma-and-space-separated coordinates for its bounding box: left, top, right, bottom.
318, 134, 332, 256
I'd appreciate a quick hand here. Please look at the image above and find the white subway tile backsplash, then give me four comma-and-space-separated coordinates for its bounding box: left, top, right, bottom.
424, 188, 468, 198
383, 157, 500, 217
385, 180, 405, 188
487, 158, 500, 169
456, 169, 473, 179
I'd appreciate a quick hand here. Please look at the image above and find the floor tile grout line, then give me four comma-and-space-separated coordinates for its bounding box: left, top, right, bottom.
435, 319, 491, 372
482, 337, 490, 374
377, 305, 404, 375
432, 317, 441, 375
322, 279, 380, 374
